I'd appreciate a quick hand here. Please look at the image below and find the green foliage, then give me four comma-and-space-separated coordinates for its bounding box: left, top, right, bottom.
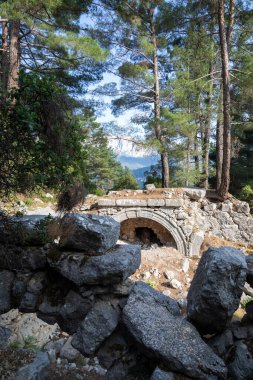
23, 336, 40, 352
241, 296, 253, 310
146, 279, 156, 289
9, 336, 40, 352
113, 167, 139, 190
239, 185, 253, 208
144, 165, 162, 189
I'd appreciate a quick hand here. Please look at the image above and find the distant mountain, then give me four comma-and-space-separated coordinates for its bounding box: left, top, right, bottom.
132, 166, 151, 188
117, 155, 159, 188
117, 155, 159, 170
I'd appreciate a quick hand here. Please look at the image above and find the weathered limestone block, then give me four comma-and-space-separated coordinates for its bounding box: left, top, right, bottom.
184, 188, 206, 200
164, 199, 184, 207
48, 244, 141, 286
59, 213, 120, 254
236, 202, 250, 214
116, 199, 148, 207
203, 203, 217, 212
187, 247, 247, 334
123, 282, 227, 379
221, 203, 233, 212
147, 199, 165, 207
97, 199, 116, 207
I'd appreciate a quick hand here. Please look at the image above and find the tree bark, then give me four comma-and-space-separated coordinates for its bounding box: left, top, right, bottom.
216, 90, 223, 189
8, 19, 20, 91
150, 8, 169, 188
1, 20, 9, 92
202, 19, 214, 189
217, 0, 231, 199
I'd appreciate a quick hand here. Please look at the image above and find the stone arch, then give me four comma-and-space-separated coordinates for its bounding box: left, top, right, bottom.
112, 208, 188, 256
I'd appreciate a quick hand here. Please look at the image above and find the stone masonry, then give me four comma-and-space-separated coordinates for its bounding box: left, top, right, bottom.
87, 188, 253, 256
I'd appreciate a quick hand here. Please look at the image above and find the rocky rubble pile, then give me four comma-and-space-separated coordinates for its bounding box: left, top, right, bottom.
0, 213, 253, 379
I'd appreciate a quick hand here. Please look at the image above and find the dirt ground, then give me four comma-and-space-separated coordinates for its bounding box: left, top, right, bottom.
130, 246, 199, 299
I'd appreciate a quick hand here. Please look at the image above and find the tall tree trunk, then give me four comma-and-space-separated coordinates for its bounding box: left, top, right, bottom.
150, 9, 169, 188
1, 19, 9, 92
194, 131, 200, 171
8, 19, 20, 91
217, 0, 231, 199
203, 20, 214, 189
216, 0, 234, 191
186, 137, 191, 186
216, 89, 223, 189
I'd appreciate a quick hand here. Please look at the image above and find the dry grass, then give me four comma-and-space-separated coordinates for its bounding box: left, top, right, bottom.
201, 234, 253, 254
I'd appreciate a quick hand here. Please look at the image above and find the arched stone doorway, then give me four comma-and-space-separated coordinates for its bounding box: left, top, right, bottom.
112, 208, 188, 256
120, 217, 177, 248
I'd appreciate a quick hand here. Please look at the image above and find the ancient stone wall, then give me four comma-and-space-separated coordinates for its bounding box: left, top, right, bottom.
89, 188, 253, 256
1, 213, 253, 379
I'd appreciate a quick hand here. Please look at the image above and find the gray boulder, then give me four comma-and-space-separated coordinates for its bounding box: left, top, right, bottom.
20, 272, 47, 312
208, 328, 234, 358
72, 301, 119, 356
0, 270, 15, 314
0, 326, 11, 348
12, 272, 32, 307
0, 245, 47, 271
15, 351, 50, 380
58, 290, 93, 334
150, 367, 175, 380
58, 214, 120, 253
227, 340, 253, 380
187, 247, 247, 334
0, 215, 52, 246
123, 282, 227, 380
48, 244, 141, 286
60, 337, 80, 361
126, 282, 180, 317
246, 254, 253, 287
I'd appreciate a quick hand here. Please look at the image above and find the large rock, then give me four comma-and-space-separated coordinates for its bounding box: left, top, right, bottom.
0, 326, 11, 348
60, 337, 80, 361
123, 282, 227, 380
150, 367, 175, 380
15, 351, 50, 380
72, 301, 119, 356
0, 270, 15, 314
58, 214, 120, 253
227, 340, 253, 380
0, 215, 53, 246
57, 290, 93, 334
184, 188, 206, 200
0, 245, 47, 271
246, 254, 253, 287
127, 282, 180, 317
19, 272, 48, 312
48, 244, 141, 286
187, 247, 247, 334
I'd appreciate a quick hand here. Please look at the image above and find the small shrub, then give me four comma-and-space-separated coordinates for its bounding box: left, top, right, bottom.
24, 336, 40, 352
9, 340, 22, 350
146, 279, 156, 288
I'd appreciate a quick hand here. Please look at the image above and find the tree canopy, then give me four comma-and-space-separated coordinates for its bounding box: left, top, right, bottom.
0, 0, 253, 202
